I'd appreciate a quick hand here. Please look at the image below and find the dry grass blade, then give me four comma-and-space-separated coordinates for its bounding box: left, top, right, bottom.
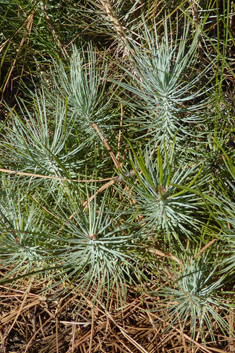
0, 168, 112, 182
188, 0, 203, 64
194, 239, 217, 259
30, 195, 61, 220
88, 308, 95, 353
98, 301, 149, 353
82, 179, 116, 211
176, 313, 187, 353
1, 298, 41, 326
92, 123, 121, 170
229, 309, 235, 353
0, 8, 35, 54
1, 11, 34, 100
56, 179, 116, 236
151, 313, 220, 353
3, 282, 33, 342
99, 0, 128, 48
148, 248, 183, 266
117, 101, 123, 162
23, 294, 77, 353
43, 3, 69, 58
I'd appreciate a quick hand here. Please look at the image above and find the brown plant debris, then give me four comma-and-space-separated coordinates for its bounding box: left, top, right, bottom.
0, 277, 232, 353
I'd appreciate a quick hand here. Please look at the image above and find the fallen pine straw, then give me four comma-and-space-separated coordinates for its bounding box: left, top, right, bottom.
0, 276, 232, 353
